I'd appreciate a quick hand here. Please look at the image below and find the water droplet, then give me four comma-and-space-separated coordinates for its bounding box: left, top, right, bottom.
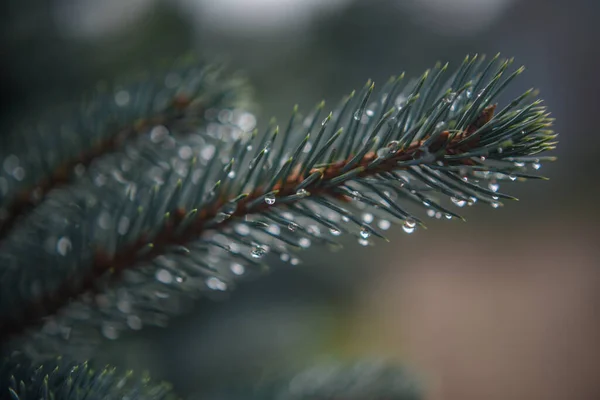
175, 275, 186, 283
532, 161, 541, 170
178, 146, 193, 160
514, 162, 525, 168
362, 213, 374, 223
353, 110, 362, 121
206, 276, 228, 291
296, 188, 310, 198
97, 211, 111, 229
509, 174, 517, 181
290, 257, 301, 266
288, 222, 298, 232
280, 253, 290, 262
488, 181, 499, 192
451, 197, 466, 207
117, 299, 132, 314
445, 214, 452, 220
298, 237, 311, 248
12, 167, 25, 181
377, 219, 391, 230
365, 109, 375, 117
426, 209, 436, 217
321, 117, 329, 126
402, 219, 416, 234
200, 144, 216, 161
491, 201, 501, 208
329, 227, 342, 236
117, 216, 130, 235
155, 269, 173, 284
127, 315, 143, 330
230, 262, 245, 275
307, 225, 321, 236
56, 237, 72, 256
265, 194, 276, 205
444, 92, 457, 104
102, 323, 119, 340
387, 140, 400, 152
246, 144, 253, 151
251, 245, 267, 258
227, 170, 236, 179
359, 226, 371, 239
358, 238, 369, 246
468, 196, 478, 206
114, 90, 130, 107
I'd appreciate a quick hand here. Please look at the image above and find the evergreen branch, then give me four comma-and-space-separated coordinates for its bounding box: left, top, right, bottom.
0, 55, 556, 353
0, 353, 176, 400
0, 60, 249, 242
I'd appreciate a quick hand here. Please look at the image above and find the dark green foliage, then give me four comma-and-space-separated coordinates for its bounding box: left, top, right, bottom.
0, 353, 176, 400
0, 54, 556, 399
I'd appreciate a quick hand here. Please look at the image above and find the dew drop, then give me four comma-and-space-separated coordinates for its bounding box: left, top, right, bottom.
288, 222, 298, 232
150, 125, 169, 143
178, 146, 193, 160
365, 109, 375, 117
264, 194, 276, 205
307, 225, 321, 236
359, 226, 371, 239
426, 209, 436, 217
387, 140, 400, 152
230, 262, 245, 275
114, 90, 130, 107
155, 269, 173, 284
451, 197, 467, 207
488, 181, 499, 192
532, 162, 541, 170
298, 237, 311, 248
200, 144, 216, 161
329, 227, 342, 236
206, 276, 228, 291
290, 257, 301, 266
280, 253, 290, 262
12, 167, 25, 181
353, 110, 362, 121
235, 223, 251, 236
342, 216, 350, 222
491, 201, 501, 209
445, 214, 452, 220
56, 237, 72, 256
444, 92, 457, 104
514, 162, 525, 168
377, 219, 391, 230
267, 224, 281, 235
402, 218, 416, 234
509, 174, 517, 181
102, 323, 119, 340
296, 188, 310, 198
127, 315, 143, 330
358, 238, 370, 246
251, 245, 267, 258
362, 213, 374, 223
468, 196, 478, 206
227, 170, 236, 179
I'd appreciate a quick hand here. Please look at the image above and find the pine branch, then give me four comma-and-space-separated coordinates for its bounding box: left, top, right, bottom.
0, 353, 176, 400
0, 59, 249, 242
0, 55, 556, 354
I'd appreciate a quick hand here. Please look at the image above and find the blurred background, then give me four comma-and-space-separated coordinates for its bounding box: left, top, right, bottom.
2, 0, 599, 399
